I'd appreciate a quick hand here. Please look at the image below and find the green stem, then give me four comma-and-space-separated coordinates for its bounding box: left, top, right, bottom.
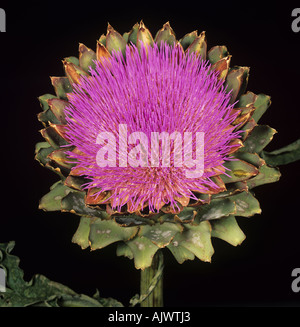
140, 251, 164, 307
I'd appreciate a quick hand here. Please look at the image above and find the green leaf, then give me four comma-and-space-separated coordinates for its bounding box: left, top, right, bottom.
89, 219, 138, 250
179, 31, 198, 50
72, 217, 94, 249
0, 242, 123, 307
237, 91, 257, 108
241, 125, 277, 154
186, 32, 207, 59
221, 159, 258, 183
40, 125, 69, 149
128, 23, 139, 45
261, 139, 300, 166
116, 243, 134, 260
138, 222, 182, 248
196, 198, 236, 222
47, 147, 76, 170
35, 142, 54, 166
37, 108, 61, 125
154, 22, 176, 46
114, 214, 157, 226
61, 191, 107, 219
64, 56, 79, 66
39, 181, 72, 211
211, 181, 248, 199
233, 152, 265, 168
230, 191, 261, 217
38, 94, 57, 111
173, 221, 214, 262
47, 98, 69, 124
136, 21, 154, 49
78, 44, 96, 73
122, 32, 130, 43
224, 66, 250, 104
247, 164, 281, 189
167, 242, 195, 264
211, 215, 246, 246
207, 45, 229, 64
126, 236, 160, 270
50, 77, 72, 100
106, 24, 127, 56
175, 206, 197, 223
251, 94, 271, 123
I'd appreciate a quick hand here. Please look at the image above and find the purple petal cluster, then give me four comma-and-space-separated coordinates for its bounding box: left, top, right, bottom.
65, 42, 240, 213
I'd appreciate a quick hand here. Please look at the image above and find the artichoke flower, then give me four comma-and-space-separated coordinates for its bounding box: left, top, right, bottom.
35, 21, 281, 271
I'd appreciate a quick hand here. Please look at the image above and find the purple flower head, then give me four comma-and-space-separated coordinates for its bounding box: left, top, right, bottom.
65, 42, 241, 214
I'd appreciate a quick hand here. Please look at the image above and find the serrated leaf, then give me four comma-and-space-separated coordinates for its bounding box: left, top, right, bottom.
47, 98, 69, 124
186, 32, 206, 59
167, 242, 195, 264
237, 91, 258, 108
60, 191, 106, 218
37, 108, 61, 125
179, 31, 198, 50
39, 181, 72, 211
221, 159, 258, 183
114, 214, 157, 227
72, 217, 94, 249
63, 60, 89, 85
251, 94, 271, 122
261, 139, 300, 166
196, 198, 236, 222
128, 23, 139, 45
173, 221, 214, 262
138, 222, 182, 248
48, 147, 76, 170
126, 236, 159, 270
50, 77, 72, 100
116, 243, 134, 260
211, 55, 231, 80
78, 43, 96, 73
211, 215, 246, 246
225, 66, 250, 104
175, 206, 197, 223
40, 125, 68, 149
38, 94, 57, 111
154, 22, 176, 46
35, 142, 54, 166
89, 219, 138, 250
241, 125, 277, 154
64, 56, 79, 66
211, 181, 248, 199
0, 242, 123, 307
207, 45, 229, 64
106, 24, 127, 56
247, 164, 281, 189
136, 21, 154, 49
233, 152, 265, 168
230, 191, 261, 217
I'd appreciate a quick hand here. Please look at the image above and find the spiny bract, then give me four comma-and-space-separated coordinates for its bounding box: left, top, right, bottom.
36, 21, 280, 269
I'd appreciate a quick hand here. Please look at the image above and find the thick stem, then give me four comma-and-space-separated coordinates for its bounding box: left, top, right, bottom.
140, 251, 164, 307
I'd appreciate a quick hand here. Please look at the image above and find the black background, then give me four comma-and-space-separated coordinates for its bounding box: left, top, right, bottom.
0, 0, 299, 308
